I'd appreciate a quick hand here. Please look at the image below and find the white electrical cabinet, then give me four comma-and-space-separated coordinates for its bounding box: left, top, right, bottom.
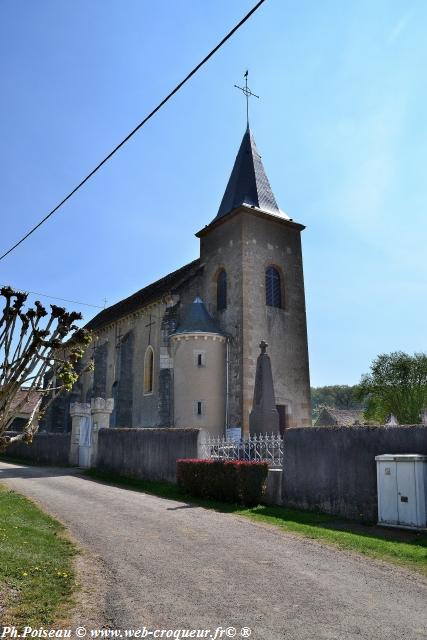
375, 454, 427, 530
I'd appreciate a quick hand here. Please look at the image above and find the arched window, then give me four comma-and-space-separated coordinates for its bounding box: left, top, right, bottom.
265, 266, 282, 308
144, 346, 154, 394
217, 269, 227, 311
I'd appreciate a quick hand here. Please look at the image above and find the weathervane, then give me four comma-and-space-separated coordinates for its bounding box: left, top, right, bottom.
234, 70, 259, 128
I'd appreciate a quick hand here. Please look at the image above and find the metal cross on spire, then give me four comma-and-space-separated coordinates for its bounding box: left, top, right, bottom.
234, 70, 259, 128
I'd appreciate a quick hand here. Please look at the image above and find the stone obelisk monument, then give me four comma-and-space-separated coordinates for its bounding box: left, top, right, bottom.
249, 341, 280, 436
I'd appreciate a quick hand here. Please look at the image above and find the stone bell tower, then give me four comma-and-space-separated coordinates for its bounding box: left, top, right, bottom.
196, 126, 311, 434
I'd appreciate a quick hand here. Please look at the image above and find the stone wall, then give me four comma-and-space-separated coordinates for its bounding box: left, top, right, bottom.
240, 212, 311, 431
283, 425, 427, 522
3, 432, 71, 465
199, 213, 244, 431
97, 427, 200, 483
198, 208, 311, 434
171, 334, 226, 436
77, 300, 176, 429
93, 341, 108, 398
116, 330, 134, 427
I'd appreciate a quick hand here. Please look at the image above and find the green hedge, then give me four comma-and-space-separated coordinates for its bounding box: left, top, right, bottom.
177, 459, 268, 506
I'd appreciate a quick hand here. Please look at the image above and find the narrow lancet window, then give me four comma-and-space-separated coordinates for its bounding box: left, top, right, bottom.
266, 266, 282, 308
144, 346, 154, 394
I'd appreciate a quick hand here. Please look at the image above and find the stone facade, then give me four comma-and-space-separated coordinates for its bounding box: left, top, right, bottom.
197, 208, 311, 432
44, 128, 311, 435
171, 332, 227, 437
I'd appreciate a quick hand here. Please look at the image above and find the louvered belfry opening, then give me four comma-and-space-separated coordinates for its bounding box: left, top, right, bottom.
265, 266, 282, 308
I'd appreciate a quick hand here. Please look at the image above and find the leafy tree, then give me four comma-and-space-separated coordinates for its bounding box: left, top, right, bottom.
357, 351, 427, 424
0, 286, 92, 450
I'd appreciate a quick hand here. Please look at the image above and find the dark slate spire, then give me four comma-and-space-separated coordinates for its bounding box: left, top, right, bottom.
216, 127, 284, 220
174, 297, 222, 335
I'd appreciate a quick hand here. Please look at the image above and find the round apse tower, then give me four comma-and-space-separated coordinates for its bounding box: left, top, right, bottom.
170, 297, 226, 437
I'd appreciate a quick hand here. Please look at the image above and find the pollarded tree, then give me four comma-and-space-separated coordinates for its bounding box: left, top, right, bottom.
357, 351, 427, 424
0, 286, 92, 450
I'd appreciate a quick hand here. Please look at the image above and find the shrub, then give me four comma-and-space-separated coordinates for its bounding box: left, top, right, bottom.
176, 458, 210, 499
212, 461, 240, 503
177, 459, 268, 506
236, 461, 268, 507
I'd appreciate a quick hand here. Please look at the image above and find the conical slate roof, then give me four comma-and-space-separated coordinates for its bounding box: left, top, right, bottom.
216, 127, 283, 219
174, 297, 222, 335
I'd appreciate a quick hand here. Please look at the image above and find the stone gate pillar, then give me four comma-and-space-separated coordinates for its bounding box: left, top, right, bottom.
90, 397, 114, 467
69, 402, 91, 465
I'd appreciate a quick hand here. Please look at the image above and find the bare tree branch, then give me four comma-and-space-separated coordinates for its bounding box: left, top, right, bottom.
0, 286, 92, 451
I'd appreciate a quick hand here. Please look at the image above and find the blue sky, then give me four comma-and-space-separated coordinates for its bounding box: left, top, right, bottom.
1, 0, 426, 387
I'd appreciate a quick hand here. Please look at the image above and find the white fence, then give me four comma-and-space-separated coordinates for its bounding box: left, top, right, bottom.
199, 433, 284, 468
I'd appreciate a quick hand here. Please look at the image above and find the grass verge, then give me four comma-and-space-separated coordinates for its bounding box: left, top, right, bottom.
85, 469, 427, 577
0, 484, 76, 627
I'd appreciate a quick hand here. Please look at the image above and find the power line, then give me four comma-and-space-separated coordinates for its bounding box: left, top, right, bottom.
0, 0, 267, 262
3, 286, 105, 309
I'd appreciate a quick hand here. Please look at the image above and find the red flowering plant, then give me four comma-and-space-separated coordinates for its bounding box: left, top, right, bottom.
177, 458, 268, 506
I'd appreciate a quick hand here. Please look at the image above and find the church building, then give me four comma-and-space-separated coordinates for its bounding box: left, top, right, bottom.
44, 127, 311, 435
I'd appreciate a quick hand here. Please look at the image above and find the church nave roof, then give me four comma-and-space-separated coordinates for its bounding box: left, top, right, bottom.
86, 259, 202, 332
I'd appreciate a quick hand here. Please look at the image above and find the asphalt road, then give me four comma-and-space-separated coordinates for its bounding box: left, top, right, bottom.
1, 461, 427, 640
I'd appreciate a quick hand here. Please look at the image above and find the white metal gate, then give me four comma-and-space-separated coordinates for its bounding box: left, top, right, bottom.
199, 433, 284, 468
